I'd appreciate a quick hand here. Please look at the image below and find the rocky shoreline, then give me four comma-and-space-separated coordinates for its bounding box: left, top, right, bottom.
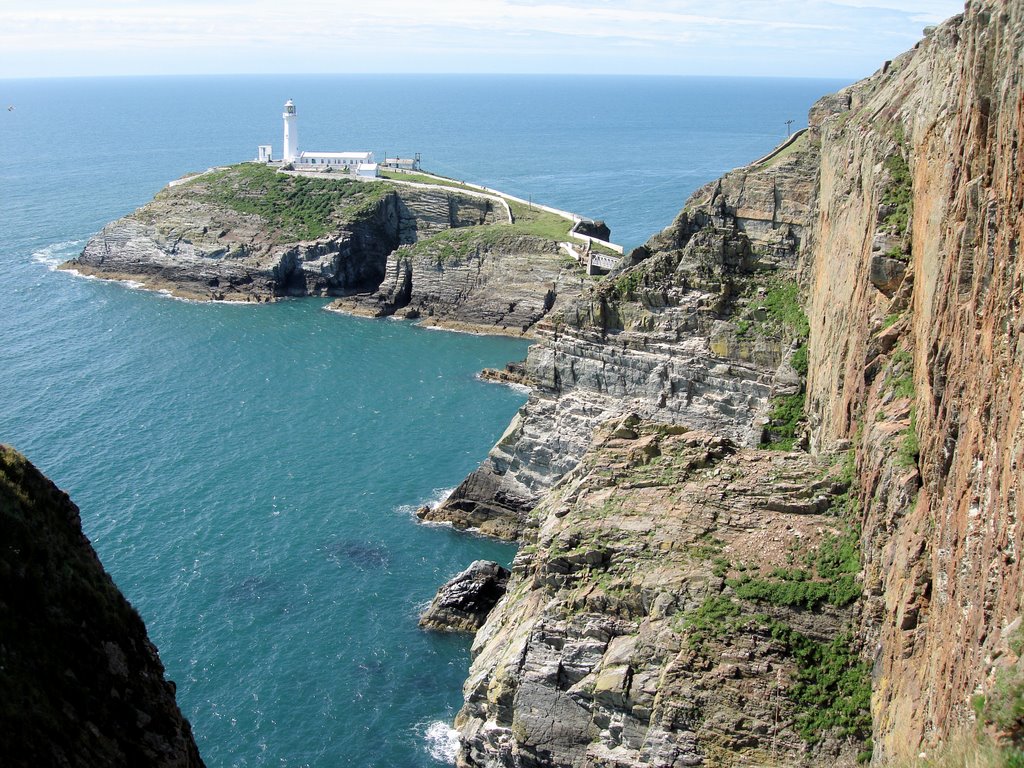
30, 3, 1024, 764
64, 164, 598, 337
423, 4, 1024, 766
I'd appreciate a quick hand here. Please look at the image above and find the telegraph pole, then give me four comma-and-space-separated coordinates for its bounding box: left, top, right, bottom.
785, 119, 795, 137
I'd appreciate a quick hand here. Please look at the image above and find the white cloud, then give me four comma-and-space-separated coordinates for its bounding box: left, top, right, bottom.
0, 0, 966, 77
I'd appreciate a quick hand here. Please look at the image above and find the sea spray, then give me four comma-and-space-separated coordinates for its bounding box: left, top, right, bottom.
423, 720, 461, 765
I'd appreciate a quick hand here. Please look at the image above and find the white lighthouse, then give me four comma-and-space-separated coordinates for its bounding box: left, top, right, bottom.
282, 99, 298, 163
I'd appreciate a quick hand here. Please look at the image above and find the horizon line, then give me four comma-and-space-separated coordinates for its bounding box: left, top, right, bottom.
0, 71, 861, 83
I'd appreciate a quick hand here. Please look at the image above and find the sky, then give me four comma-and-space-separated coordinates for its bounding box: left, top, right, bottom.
0, 0, 966, 80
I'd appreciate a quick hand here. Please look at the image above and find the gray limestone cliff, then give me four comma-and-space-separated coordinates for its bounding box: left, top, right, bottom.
440, 3, 1024, 766
66, 165, 592, 336
0, 445, 205, 768
422, 86, 821, 538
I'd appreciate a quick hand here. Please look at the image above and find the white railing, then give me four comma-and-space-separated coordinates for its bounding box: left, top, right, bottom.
384, 168, 625, 256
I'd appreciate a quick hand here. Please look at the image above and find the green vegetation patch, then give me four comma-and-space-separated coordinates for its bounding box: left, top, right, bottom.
763, 620, 872, 746
613, 270, 645, 300
790, 344, 809, 377
728, 526, 861, 610
680, 595, 743, 651
762, 280, 811, 340
378, 170, 477, 191
881, 128, 913, 236
191, 163, 387, 241
897, 407, 920, 468
379, 169, 581, 244
975, 657, 1024, 748
755, 131, 808, 170
507, 201, 576, 242
679, 595, 871, 749
761, 392, 805, 451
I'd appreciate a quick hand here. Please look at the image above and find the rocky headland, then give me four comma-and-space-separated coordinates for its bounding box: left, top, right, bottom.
0, 445, 205, 768
35, 1, 1024, 765
422, 3, 1024, 766
66, 165, 596, 336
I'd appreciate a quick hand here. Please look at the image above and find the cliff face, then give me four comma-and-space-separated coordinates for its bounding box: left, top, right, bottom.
328, 231, 581, 336
802, 3, 1024, 757
0, 445, 205, 768
446, 2, 1024, 765
423, 99, 821, 537
68, 165, 501, 302
456, 421, 868, 768
69, 164, 591, 335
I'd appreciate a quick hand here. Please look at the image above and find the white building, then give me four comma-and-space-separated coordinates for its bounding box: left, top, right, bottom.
283, 99, 298, 162
297, 150, 375, 168
256, 100, 378, 177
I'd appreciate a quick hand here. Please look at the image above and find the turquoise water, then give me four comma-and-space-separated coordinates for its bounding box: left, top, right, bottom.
0, 74, 846, 766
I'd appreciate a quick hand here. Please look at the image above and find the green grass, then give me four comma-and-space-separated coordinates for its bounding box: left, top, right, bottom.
507, 201, 576, 241
761, 392, 806, 451
763, 280, 810, 341
728, 523, 862, 610
978, 663, 1024, 741
380, 169, 581, 243
378, 169, 480, 193
755, 131, 807, 170
897, 407, 920, 468
613, 270, 644, 300
886, 245, 910, 262
791, 344, 809, 377
889, 348, 915, 399
190, 163, 386, 241
881, 129, 913, 236
761, 620, 872, 746
679, 595, 871, 750
882, 312, 903, 329
680, 595, 743, 651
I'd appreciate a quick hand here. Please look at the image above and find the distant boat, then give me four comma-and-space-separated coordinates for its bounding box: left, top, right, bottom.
6, 106, 13, 111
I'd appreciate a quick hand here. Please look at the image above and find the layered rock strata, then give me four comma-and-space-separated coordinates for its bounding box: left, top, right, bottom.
67, 166, 500, 302
68, 164, 590, 335
800, 4, 1024, 759
328, 233, 581, 335
456, 421, 867, 768
423, 100, 821, 537
446, 3, 1024, 765
0, 445, 205, 768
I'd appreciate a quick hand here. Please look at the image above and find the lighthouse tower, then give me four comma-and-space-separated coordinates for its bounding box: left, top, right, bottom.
282, 99, 298, 163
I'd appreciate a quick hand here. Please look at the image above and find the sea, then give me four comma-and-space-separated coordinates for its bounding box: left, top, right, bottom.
0, 74, 847, 766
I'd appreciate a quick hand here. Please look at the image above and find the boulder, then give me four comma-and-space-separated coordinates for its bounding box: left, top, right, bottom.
574, 219, 611, 241
419, 560, 510, 632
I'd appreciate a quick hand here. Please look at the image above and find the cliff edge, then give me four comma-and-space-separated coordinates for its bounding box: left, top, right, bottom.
442, 2, 1024, 765
66, 165, 597, 337
0, 445, 205, 768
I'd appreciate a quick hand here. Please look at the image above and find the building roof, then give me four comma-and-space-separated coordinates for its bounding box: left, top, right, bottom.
299, 151, 373, 159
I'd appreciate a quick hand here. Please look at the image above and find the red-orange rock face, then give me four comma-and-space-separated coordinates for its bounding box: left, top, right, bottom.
804, 2, 1024, 758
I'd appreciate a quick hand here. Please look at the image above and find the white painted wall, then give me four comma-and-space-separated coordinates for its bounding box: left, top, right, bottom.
283, 100, 298, 162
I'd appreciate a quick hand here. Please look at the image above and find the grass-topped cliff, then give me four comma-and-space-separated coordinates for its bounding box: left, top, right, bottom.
66, 163, 601, 334
180, 163, 391, 242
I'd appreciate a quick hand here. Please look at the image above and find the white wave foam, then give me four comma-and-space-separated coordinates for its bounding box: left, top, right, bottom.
31, 239, 84, 268
423, 720, 460, 764
396, 487, 456, 519
474, 372, 531, 394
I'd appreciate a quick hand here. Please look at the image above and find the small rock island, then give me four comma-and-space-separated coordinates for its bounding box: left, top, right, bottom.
65, 99, 624, 337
